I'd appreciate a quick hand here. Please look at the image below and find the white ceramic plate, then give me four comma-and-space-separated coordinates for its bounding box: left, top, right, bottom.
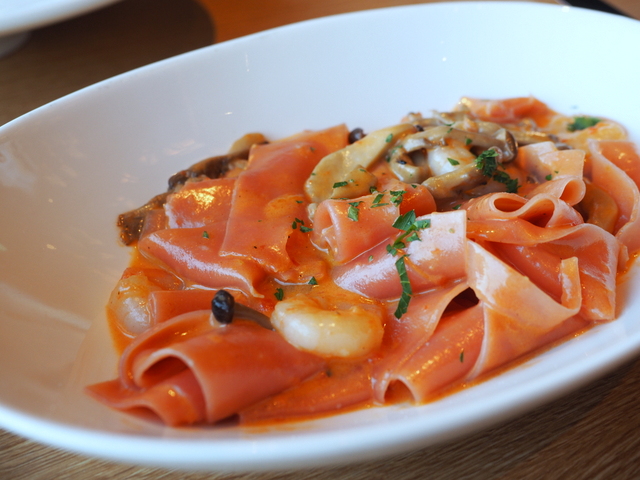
0, 0, 120, 55
1, 1, 639, 471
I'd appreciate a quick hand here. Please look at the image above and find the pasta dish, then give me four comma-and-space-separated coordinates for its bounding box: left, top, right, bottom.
86, 97, 640, 427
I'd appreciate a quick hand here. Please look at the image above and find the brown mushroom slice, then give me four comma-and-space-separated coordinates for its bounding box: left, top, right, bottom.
330, 166, 378, 199
167, 133, 266, 189
304, 124, 417, 204
387, 135, 432, 183
387, 124, 517, 185
117, 193, 170, 246
422, 162, 487, 200
117, 133, 266, 245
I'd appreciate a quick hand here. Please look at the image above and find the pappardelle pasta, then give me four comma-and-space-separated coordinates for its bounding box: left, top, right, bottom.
87, 97, 640, 427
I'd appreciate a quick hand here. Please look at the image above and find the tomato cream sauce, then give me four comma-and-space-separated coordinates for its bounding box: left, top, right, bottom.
88, 97, 640, 428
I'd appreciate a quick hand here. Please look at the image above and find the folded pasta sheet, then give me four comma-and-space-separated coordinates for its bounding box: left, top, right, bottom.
88, 97, 640, 427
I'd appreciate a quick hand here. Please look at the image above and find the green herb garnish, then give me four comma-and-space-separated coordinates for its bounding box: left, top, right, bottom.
347, 201, 362, 221
492, 170, 520, 193
390, 190, 406, 206
274, 288, 284, 301
394, 255, 412, 319
475, 149, 499, 177
567, 116, 600, 132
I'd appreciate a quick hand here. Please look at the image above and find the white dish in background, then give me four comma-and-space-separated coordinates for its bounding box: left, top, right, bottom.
0, 0, 120, 56
0, 1, 639, 471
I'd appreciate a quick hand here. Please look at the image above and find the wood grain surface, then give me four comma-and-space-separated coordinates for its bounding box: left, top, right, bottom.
1, 0, 640, 478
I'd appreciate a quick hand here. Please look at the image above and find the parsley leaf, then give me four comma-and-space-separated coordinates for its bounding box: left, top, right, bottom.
387, 210, 431, 257
475, 149, 499, 177
389, 190, 406, 206
392, 210, 417, 231
274, 288, 284, 301
394, 255, 412, 318
348, 201, 362, 221
567, 116, 600, 132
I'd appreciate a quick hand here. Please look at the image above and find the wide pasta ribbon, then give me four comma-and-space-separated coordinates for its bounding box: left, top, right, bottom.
587, 139, 640, 265
465, 241, 582, 379
86, 311, 325, 426
219, 125, 349, 281
333, 210, 467, 300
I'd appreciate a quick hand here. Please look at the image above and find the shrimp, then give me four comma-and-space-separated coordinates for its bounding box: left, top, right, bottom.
107, 267, 182, 336
270, 293, 385, 358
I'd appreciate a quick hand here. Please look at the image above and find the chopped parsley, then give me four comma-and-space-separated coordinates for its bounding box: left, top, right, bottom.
476, 149, 519, 193
386, 210, 432, 318
308, 277, 318, 285
545, 174, 553, 181
333, 181, 349, 188
389, 190, 406, 206
492, 170, 520, 193
347, 201, 362, 221
394, 255, 412, 319
567, 116, 600, 132
475, 149, 499, 177
392, 210, 430, 232
292, 217, 312, 232
385, 133, 394, 143
202, 230, 210, 239
274, 288, 284, 301
447, 157, 460, 166
372, 193, 385, 205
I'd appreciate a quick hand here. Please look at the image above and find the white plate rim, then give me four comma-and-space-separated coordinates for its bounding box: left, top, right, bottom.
1, 1, 640, 472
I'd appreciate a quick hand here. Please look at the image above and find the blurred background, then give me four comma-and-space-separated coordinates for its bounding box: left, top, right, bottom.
4, 0, 638, 127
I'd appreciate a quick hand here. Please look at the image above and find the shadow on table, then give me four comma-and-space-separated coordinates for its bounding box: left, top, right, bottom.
0, 0, 214, 125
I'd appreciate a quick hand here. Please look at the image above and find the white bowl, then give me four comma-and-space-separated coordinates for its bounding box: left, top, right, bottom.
1, 1, 639, 471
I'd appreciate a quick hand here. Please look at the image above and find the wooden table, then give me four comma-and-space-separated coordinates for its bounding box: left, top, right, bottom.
2, 0, 640, 478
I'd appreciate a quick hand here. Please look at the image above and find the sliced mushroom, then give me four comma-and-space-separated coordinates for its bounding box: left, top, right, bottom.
117, 133, 266, 245
422, 162, 488, 200
387, 124, 518, 185
304, 123, 417, 204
